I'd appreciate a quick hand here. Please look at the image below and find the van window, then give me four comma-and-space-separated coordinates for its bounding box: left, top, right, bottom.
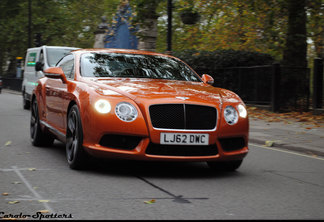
47, 48, 74, 67
25, 51, 38, 72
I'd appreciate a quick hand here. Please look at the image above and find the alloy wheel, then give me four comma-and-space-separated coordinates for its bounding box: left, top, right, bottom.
66, 110, 79, 162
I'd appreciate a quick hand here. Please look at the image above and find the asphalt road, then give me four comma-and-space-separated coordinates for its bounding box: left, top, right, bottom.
1, 91, 324, 220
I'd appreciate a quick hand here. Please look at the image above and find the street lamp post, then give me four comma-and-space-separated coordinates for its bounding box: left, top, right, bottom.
167, 0, 172, 54
28, 0, 32, 48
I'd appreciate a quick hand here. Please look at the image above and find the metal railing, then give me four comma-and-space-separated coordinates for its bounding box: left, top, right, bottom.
196, 64, 311, 112
1, 77, 23, 92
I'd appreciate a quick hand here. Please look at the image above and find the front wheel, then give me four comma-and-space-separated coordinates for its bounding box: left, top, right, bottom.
207, 160, 243, 172
66, 105, 88, 170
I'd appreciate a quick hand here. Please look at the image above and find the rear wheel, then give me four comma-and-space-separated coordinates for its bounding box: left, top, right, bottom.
23, 91, 30, 110
207, 160, 243, 172
30, 99, 54, 146
66, 105, 88, 170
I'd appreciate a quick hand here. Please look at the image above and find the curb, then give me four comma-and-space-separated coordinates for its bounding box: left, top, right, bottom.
1, 88, 21, 95
249, 138, 324, 158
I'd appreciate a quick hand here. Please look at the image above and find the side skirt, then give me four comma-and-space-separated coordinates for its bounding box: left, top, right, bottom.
39, 120, 66, 143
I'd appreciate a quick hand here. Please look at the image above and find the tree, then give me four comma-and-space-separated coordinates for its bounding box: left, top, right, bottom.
282, 0, 307, 67
307, 0, 324, 59
156, 0, 289, 60
0, 0, 119, 76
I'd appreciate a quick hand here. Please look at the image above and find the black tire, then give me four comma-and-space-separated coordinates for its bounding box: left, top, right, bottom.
66, 105, 88, 170
30, 99, 54, 147
207, 160, 243, 172
23, 91, 30, 110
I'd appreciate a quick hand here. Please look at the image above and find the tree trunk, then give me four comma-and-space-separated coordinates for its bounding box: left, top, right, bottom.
282, 0, 307, 67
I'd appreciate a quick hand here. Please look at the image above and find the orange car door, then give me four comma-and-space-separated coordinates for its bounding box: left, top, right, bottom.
44, 78, 67, 132
44, 54, 74, 133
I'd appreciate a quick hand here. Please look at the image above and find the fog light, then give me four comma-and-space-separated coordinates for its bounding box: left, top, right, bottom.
238, 104, 247, 118
95, 99, 111, 114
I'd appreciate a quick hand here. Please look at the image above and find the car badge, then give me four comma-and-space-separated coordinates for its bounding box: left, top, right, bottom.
176, 97, 189, 100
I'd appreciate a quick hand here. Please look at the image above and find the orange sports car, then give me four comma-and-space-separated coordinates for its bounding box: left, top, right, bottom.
30, 49, 249, 170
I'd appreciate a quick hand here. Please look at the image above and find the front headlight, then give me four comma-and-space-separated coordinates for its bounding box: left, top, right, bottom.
224, 105, 238, 125
95, 99, 111, 114
237, 104, 247, 118
115, 102, 138, 122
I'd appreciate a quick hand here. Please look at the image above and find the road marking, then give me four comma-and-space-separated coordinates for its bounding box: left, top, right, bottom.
0, 168, 51, 172
11, 166, 55, 213
250, 143, 324, 161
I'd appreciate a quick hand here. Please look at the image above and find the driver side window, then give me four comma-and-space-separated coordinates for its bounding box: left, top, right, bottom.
57, 55, 74, 80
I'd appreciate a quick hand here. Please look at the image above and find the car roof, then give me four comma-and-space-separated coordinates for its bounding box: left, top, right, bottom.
72, 48, 176, 59
27, 46, 80, 51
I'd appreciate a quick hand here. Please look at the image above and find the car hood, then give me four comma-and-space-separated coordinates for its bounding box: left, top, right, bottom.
85, 78, 227, 105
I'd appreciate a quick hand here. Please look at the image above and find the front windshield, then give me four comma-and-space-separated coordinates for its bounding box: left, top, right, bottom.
80, 53, 201, 82
47, 48, 78, 67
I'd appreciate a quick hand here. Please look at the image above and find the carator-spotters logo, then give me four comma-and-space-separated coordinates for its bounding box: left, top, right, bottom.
0, 211, 73, 220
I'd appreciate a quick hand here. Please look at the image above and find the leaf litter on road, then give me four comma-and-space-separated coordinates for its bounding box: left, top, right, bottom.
8, 201, 19, 204
144, 199, 156, 204
5, 141, 12, 146
38, 210, 50, 213
38, 200, 50, 203
265, 141, 274, 147
12, 182, 21, 185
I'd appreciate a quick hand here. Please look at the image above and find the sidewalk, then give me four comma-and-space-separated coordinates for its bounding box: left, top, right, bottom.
1, 88, 21, 95
248, 107, 324, 157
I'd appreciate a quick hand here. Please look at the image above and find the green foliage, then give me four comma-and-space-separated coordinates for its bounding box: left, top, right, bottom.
156, 0, 289, 60
173, 49, 275, 73
0, 0, 120, 75
131, 0, 161, 21
306, 0, 324, 59
1, 0, 323, 76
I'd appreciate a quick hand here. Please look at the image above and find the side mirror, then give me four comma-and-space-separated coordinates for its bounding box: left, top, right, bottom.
201, 74, 214, 85
44, 67, 67, 83
35, 62, 44, 71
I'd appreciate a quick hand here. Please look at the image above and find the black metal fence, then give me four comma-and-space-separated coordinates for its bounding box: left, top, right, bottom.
313, 58, 324, 112
210, 65, 273, 105
196, 64, 311, 112
1, 77, 23, 92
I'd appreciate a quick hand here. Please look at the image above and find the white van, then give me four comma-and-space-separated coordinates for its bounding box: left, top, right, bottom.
22, 46, 80, 109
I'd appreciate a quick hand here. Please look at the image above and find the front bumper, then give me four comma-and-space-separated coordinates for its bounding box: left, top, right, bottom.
83, 135, 249, 162
81, 99, 249, 162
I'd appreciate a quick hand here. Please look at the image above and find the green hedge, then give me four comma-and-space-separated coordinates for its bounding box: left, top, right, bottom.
173, 49, 275, 73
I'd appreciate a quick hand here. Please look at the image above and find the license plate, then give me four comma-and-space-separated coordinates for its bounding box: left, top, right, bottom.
160, 133, 209, 145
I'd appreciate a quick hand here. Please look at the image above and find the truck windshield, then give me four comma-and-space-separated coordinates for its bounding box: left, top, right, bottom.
47, 48, 77, 67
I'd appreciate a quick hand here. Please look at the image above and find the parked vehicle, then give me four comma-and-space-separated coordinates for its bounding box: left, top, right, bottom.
22, 46, 80, 109
31, 49, 249, 170
0, 77, 2, 93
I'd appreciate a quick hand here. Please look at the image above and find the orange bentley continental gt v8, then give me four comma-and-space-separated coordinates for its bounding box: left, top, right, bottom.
30, 49, 249, 170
